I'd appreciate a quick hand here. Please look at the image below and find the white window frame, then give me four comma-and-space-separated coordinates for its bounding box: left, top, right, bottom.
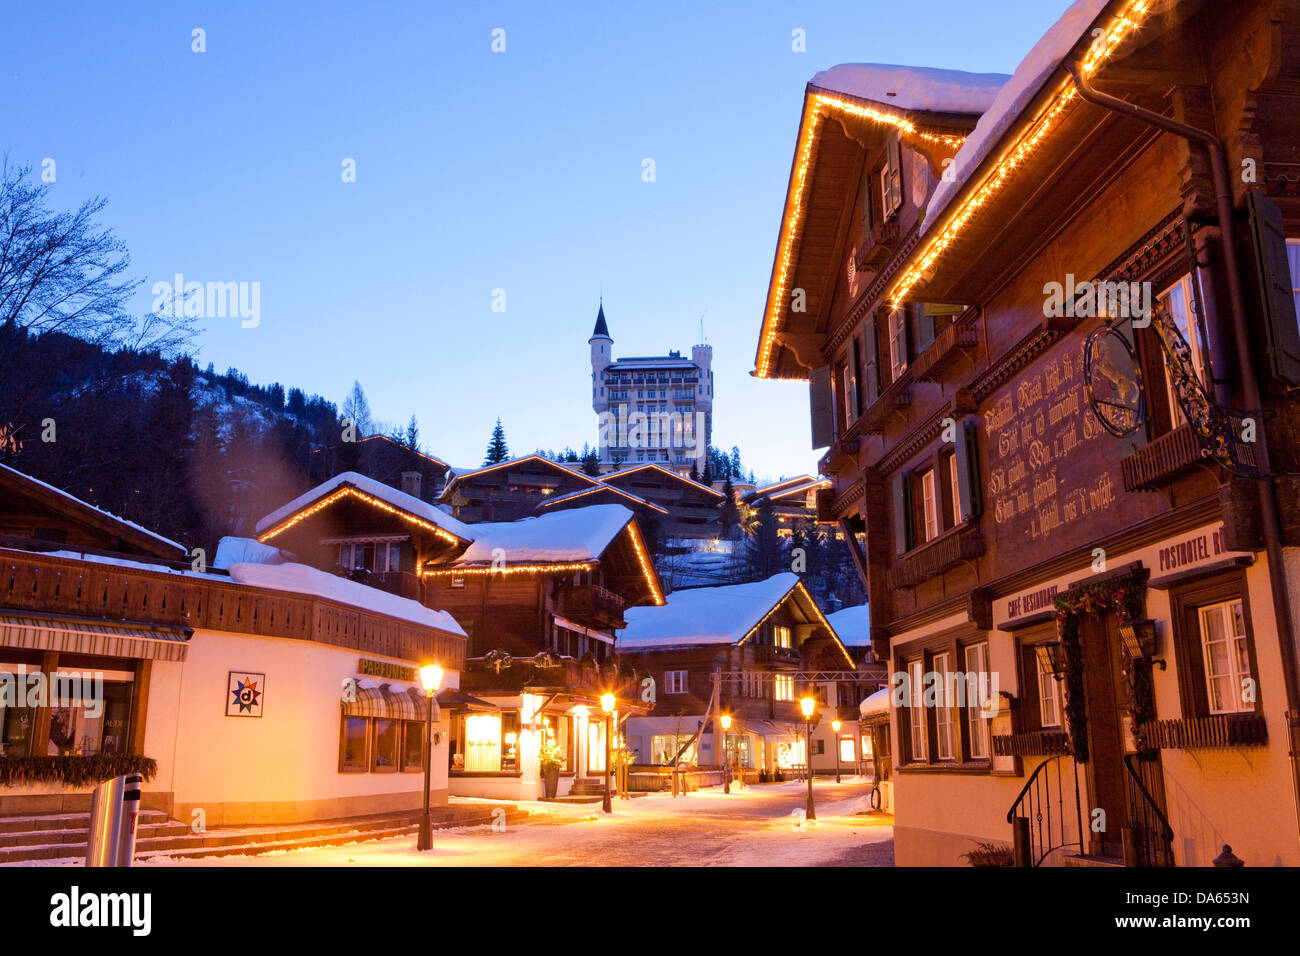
907, 658, 927, 762
1158, 273, 1209, 428
947, 452, 962, 527
664, 670, 688, 695
1199, 599, 1253, 715
1038, 648, 1062, 728
888, 307, 908, 381
920, 468, 940, 542
933, 652, 953, 761
774, 674, 794, 702
964, 642, 990, 760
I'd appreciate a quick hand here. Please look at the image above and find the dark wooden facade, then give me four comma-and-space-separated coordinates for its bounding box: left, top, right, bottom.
440, 456, 602, 523
601, 464, 724, 542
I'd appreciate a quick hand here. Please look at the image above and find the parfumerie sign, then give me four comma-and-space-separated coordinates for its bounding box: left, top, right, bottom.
359, 658, 417, 682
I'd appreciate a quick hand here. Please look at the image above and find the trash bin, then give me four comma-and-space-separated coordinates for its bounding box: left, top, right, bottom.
85, 773, 143, 867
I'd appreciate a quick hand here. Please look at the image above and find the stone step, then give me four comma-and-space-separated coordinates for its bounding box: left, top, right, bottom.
1063, 853, 1127, 867
0, 805, 532, 865
0, 810, 169, 835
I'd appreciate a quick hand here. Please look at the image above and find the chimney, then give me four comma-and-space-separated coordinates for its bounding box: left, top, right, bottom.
401, 471, 422, 499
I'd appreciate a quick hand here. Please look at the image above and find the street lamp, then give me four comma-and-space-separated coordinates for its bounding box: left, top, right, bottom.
600, 692, 616, 814
800, 696, 816, 821
832, 718, 842, 784
720, 714, 733, 794
416, 662, 443, 851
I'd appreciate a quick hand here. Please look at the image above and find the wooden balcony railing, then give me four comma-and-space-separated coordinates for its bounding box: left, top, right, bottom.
1121, 424, 1205, 491
460, 655, 639, 698
0, 548, 465, 667
560, 584, 626, 630
887, 527, 985, 590
1137, 714, 1268, 749
993, 730, 1072, 757
755, 644, 801, 665
911, 311, 980, 383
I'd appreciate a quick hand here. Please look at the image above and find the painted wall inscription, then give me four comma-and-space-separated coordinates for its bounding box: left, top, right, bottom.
983, 341, 1113, 544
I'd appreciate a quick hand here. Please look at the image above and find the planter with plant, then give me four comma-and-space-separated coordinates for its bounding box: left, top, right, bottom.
962, 841, 1015, 867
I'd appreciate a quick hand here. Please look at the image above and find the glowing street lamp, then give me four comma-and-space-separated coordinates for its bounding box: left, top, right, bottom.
800, 696, 816, 821
832, 718, 842, 783
600, 692, 616, 814
417, 662, 444, 851
720, 714, 733, 794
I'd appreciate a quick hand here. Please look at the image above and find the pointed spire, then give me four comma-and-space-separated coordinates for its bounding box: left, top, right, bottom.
591, 298, 611, 339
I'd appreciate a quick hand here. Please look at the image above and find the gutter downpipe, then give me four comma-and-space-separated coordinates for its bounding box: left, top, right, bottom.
1068, 61, 1300, 854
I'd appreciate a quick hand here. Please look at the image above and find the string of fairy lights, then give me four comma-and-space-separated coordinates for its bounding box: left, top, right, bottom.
889, 0, 1153, 307
756, 0, 1155, 377
257, 486, 465, 546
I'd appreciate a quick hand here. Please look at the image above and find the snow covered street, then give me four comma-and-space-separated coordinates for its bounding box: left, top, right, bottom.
137, 778, 893, 867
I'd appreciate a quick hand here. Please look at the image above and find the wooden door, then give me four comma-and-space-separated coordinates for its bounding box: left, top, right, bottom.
1080, 611, 1130, 857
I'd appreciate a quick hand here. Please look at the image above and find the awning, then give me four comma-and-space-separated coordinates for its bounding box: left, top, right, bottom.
0, 612, 191, 662
744, 719, 802, 741
435, 687, 498, 713
344, 684, 439, 722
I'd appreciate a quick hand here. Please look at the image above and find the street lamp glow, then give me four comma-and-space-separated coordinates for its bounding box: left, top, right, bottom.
720, 714, 732, 731
800, 696, 815, 719
419, 663, 443, 695
600, 692, 616, 713
832, 719, 841, 732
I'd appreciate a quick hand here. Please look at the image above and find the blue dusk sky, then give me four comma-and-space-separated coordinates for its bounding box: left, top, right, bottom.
0, 1, 1068, 481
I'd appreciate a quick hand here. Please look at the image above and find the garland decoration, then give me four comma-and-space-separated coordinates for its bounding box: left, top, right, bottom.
0, 754, 158, 789
1054, 569, 1149, 764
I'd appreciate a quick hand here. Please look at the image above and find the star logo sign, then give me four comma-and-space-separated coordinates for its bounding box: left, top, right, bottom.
232, 677, 261, 713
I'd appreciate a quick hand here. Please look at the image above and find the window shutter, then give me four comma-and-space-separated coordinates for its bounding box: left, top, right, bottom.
953, 421, 982, 520
1246, 191, 1300, 386
847, 337, 860, 418
860, 169, 874, 239
892, 469, 912, 554
809, 365, 834, 450
887, 137, 903, 215
861, 316, 880, 405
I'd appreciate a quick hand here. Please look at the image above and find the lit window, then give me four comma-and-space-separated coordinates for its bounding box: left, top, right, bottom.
1199, 600, 1253, 714
1038, 648, 1062, 728
463, 714, 502, 772
907, 659, 927, 762
921, 468, 939, 542
773, 625, 792, 649
839, 737, 856, 762
774, 675, 794, 702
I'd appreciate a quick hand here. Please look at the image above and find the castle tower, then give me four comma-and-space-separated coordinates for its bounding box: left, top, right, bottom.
692, 343, 714, 456
590, 300, 612, 418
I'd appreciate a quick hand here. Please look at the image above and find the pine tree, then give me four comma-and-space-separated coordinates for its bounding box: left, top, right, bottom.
689, 461, 700, 483
484, 417, 510, 464
720, 474, 740, 534
405, 414, 419, 452
580, 444, 601, 476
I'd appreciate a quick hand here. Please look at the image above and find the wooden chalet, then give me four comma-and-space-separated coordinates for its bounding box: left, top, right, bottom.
742, 474, 838, 538
254, 472, 666, 801
439, 455, 603, 523
601, 463, 725, 542
618, 573, 854, 781
754, 0, 1300, 867
0, 463, 467, 832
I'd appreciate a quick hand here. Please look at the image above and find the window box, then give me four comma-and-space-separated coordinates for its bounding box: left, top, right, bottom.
858, 372, 912, 436
991, 730, 1072, 757
910, 311, 979, 382
1135, 714, 1268, 750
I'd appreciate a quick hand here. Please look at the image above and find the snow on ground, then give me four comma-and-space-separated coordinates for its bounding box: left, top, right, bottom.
129, 779, 893, 868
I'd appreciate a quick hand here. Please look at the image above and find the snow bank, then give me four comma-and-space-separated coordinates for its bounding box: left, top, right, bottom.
619, 573, 802, 649
213, 536, 284, 569
448, 504, 634, 567
254, 471, 473, 540
825, 603, 870, 647
226, 561, 466, 637
860, 687, 890, 717
921, 0, 1109, 233
809, 63, 1008, 115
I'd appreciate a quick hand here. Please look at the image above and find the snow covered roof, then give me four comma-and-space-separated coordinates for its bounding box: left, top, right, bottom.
606, 357, 699, 369
920, 0, 1110, 234
824, 603, 870, 647
861, 687, 890, 718
0, 462, 186, 558
603, 463, 725, 498
618, 573, 806, 649
439, 503, 636, 568
809, 63, 1008, 115
213, 536, 285, 570
538, 485, 668, 514
255, 471, 473, 542
226, 561, 466, 637
442, 455, 602, 489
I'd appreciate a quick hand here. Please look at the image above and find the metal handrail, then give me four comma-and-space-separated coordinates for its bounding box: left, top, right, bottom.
1123, 753, 1175, 866
1006, 754, 1084, 866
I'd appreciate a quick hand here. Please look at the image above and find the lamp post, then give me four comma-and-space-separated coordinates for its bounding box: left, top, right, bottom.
600, 692, 615, 814
417, 662, 443, 851
832, 718, 842, 784
801, 696, 816, 821
720, 714, 732, 794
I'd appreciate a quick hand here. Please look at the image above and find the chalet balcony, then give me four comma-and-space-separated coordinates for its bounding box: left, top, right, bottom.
818, 437, 860, 477
755, 644, 801, 666
369, 570, 422, 601
887, 526, 985, 590
1120, 424, 1204, 491
857, 218, 900, 271
910, 311, 980, 382
559, 584, 627, 630
858, 371, 912, 435
461, 655, 640, 698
